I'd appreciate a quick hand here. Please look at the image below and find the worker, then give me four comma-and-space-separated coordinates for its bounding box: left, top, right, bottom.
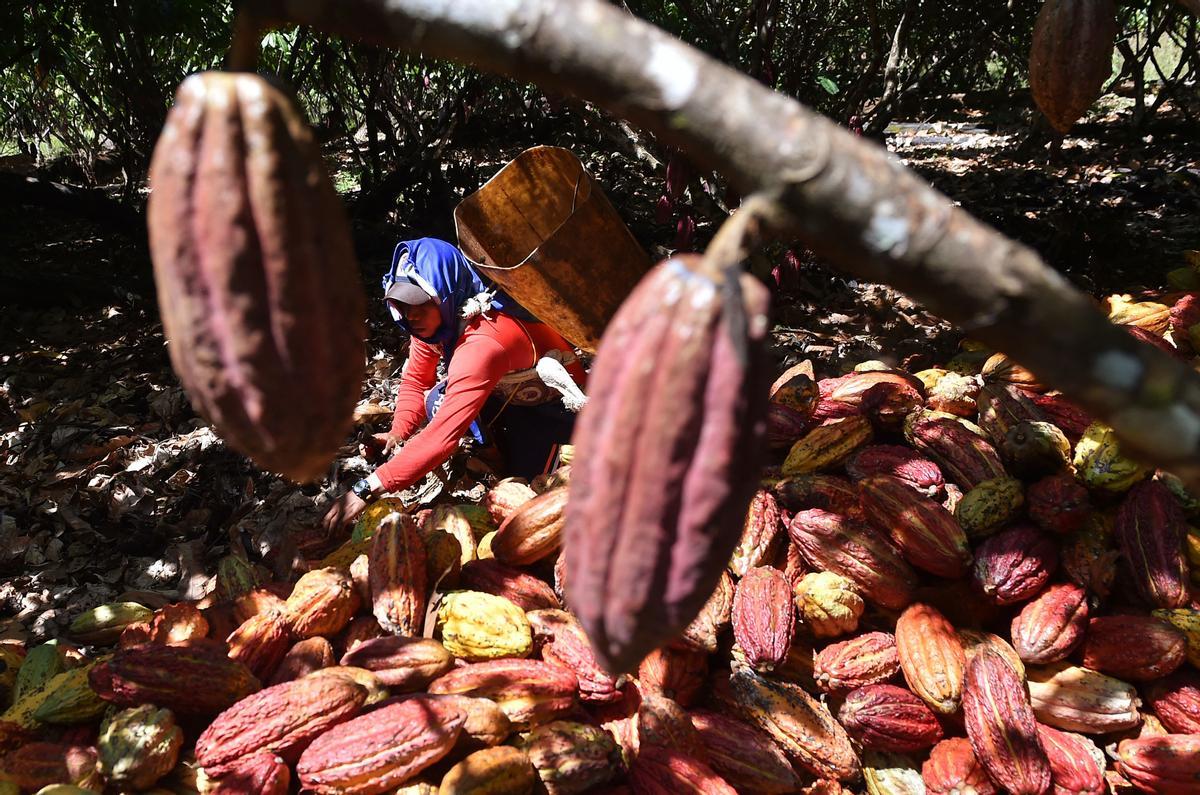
320, 237, 585, 532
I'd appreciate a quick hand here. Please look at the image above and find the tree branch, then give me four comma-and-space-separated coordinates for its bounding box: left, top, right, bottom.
243, 0, 1200, 487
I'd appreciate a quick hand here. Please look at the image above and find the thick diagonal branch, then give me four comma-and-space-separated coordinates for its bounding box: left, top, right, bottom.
244, 0, 1200, 487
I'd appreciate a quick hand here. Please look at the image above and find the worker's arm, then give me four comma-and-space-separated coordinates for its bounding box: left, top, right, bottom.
389, 338, 441, 440
373, 335, 510, 493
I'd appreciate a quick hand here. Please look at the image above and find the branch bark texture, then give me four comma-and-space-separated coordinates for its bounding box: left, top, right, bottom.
245, 0, 1200, 487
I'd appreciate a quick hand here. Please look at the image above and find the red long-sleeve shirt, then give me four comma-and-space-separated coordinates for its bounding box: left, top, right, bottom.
374, 313, 585, 493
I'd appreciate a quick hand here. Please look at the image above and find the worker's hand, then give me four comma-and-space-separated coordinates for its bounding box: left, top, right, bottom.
362, 432, 403, 462
320, 491, 368, 535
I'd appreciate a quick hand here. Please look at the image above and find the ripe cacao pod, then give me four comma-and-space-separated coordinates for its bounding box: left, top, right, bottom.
813, 631, 900, 694
921, 737, 996, 795
195, 675, 367, 770
962, 647, 1052, 795
146, 72, 366, 482
1029, 0, 1119, 133
297, 696, 465, 795
1114, 480, 1190, 609
1010, 582, 1088, 664
788, 508, 917, 610
1115, 735, 1200, 795
563, 255, 770, 675
837, 684, 943, 753
895, 603, 966, 715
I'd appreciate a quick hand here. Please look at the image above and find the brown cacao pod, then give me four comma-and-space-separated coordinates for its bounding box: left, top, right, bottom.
731, 566, 794, 672
837, 684, 944, 753
334, 614, 386, 658
636, 646, 706, 707
1029, 0, 1119, 133
963, 647, 1052, 795
146, 72, 365, 482
1036, 724, 1106, 795
89, 639, 259, 715
976, 382, 1045, 447
283, 567, 360, 639
0, 743, 100, 793
895, 603, 966, 715
788, 508, 917, 610
1114, 480, 1190, 609
523, 720, 620, 795
980, 353, 1045, 391
1010, 582, 1089, 664
921, 737, 996, 795
1061, 514, 1120, 597
563, 256, 771, 675
972, 523, 1058, 606
728, 664, 860, 781
97, 704, 183, 790
626, 742, 736, 794
194, 675, 367, 770
492, 487, 567, 566
635, 693, 701, 755
459, 559, 561, 612
206, 751, 290, 795
439, 746, 537, 795
369, 513, 426, 636
1026, 661, 1142, 733
427, 658, 578, 728
690, 709, 803, 794
1143, 670, 1200, 735
527, 609, 622, 704
859, 475, 972, 580
1080, 615, 1187, 681
772, 474, 864, 520
729, 489, 785, 577
1115, 735, 1200, 795
676, 570, 734, 654
813, 631, 900, 694
296, 696, 465, 795
269, 636, 336, 685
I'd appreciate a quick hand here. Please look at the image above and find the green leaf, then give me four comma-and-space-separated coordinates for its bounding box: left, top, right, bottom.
817, 76, 839, 95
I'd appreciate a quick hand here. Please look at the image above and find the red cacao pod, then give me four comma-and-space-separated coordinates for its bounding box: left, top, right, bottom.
963, 647, 1052, 795
1114, 480, 1190, 609
146, 72, 365, 482
563, 255, 770, 674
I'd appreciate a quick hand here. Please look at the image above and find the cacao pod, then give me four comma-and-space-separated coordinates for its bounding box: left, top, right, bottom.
146, 72, 366, 481
962, 647, 1052, 795
563, 255, 771, 675
296, 696, 465, 795
97, 705, 183, 790
1029, 0, 1118, 134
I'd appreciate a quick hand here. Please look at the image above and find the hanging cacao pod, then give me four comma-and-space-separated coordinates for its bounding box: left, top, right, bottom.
564, 254, 770, 674
147, 72, 366, 482
1028, 0, 1119, 133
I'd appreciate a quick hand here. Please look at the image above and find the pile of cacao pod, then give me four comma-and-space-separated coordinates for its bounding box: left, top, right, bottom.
1, 289, 1199, 794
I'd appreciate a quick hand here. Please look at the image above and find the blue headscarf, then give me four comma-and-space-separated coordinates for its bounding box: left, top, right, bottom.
382, 238, 533, 361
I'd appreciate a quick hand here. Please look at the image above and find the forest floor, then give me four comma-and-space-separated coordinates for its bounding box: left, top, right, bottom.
1, 95, 1198, 643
